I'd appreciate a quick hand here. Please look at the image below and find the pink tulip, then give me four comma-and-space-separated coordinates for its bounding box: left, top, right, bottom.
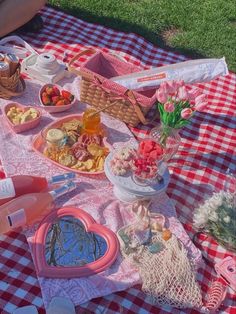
156, 88, 168, 103
177, 86, 189, 101
160, 81, 169, 94
195, 101, 208, 111
194, 93, 208, 111
164, 102, 175, 112
181, 108, 193, 119
195, 94, 207, 106
188, 88, 202, 101
160, 80, 179, 95
176, 80, 185, 87
166, 80, 179, 94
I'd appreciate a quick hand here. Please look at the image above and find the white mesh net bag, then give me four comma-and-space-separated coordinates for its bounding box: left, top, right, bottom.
118, 202, 203, 309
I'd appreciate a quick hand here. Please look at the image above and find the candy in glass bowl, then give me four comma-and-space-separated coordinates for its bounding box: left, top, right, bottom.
110, 139, 164, 185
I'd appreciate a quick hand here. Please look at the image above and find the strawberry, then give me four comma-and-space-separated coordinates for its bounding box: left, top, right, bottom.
61, 90, 74, 102
45, 86, 54, 96
52, 86, 60, 96
61, 90, 71, 98
63, 98, 70, 105
52, 96, 60, 105
55, 99, 66, 106
41, 94, 51, 106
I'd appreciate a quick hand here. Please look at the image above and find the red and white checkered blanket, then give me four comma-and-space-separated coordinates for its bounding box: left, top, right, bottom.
0, 5, 235, 314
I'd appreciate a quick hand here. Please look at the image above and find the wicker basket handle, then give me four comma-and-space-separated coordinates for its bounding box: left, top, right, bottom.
68, 49, 149, 125
0, 77, 26, 98
68, 48, 97, 80
126, 90, 148, 125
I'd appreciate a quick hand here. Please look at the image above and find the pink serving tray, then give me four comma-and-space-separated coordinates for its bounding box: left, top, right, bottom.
3, 102, 42, 133
32, 114, 109, 175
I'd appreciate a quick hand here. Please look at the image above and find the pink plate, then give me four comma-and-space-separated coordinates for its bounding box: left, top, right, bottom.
31, 206, 120, 278
32, 114, 109, 175
3, 102, 42, 133
39, 83, 75, 113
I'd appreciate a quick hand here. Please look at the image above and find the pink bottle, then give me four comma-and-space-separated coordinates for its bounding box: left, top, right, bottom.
0, 181, 76, 234
0, 173, 75, 206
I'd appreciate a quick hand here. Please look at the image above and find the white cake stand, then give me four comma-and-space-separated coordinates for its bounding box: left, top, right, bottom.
104, 152, 170, 203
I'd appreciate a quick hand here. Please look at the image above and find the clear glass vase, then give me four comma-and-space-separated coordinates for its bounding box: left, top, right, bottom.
150, 123, 181, 162
132, 172, 158, 186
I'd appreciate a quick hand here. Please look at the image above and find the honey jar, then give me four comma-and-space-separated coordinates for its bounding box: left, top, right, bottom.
82, 108, 102, 135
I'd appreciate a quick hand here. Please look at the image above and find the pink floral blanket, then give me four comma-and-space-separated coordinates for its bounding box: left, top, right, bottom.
0, 77, 201, 308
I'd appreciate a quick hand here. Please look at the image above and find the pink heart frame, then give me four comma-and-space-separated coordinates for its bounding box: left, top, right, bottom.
31, 206, 120, 278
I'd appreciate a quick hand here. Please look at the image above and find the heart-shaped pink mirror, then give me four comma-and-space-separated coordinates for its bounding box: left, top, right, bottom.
31, 206, 120, 278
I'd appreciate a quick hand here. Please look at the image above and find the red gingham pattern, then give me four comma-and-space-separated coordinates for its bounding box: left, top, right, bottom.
0, 5, 236, 314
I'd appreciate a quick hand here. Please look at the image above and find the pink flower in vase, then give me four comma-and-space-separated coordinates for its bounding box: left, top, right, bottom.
181, 108, 193, 119
164, 102, 175, 113
156, 89, 168, 103
176, 86, 189, 101
176, 80, 185, 88
166, 80, 179, 94
188, 88, 202, 101
195, 94, 208, 111
160, 81, 169, 94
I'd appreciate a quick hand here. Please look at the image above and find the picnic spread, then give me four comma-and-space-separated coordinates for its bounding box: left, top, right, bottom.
0, 5, 235, 314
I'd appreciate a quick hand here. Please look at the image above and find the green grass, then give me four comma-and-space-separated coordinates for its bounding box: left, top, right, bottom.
48, 0, 236, 72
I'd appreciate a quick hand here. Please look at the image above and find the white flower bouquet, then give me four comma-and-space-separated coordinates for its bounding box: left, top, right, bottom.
193, 190, 236, 252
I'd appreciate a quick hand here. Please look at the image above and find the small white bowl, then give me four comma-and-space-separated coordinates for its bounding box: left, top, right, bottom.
39, 83, 75, 113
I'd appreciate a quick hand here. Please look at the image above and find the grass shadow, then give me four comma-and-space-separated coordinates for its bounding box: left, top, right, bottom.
46, 4, 207, 63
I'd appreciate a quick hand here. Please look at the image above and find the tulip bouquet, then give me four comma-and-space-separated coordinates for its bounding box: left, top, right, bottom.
155, 80, 208, 146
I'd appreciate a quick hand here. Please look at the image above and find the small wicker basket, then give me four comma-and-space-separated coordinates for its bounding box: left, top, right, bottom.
0, 66, 25, 100
68, 49, 157, 127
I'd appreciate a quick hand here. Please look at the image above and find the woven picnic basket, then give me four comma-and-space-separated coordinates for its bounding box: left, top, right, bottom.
0, 66, 25, 100
68, 49, 157, 127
